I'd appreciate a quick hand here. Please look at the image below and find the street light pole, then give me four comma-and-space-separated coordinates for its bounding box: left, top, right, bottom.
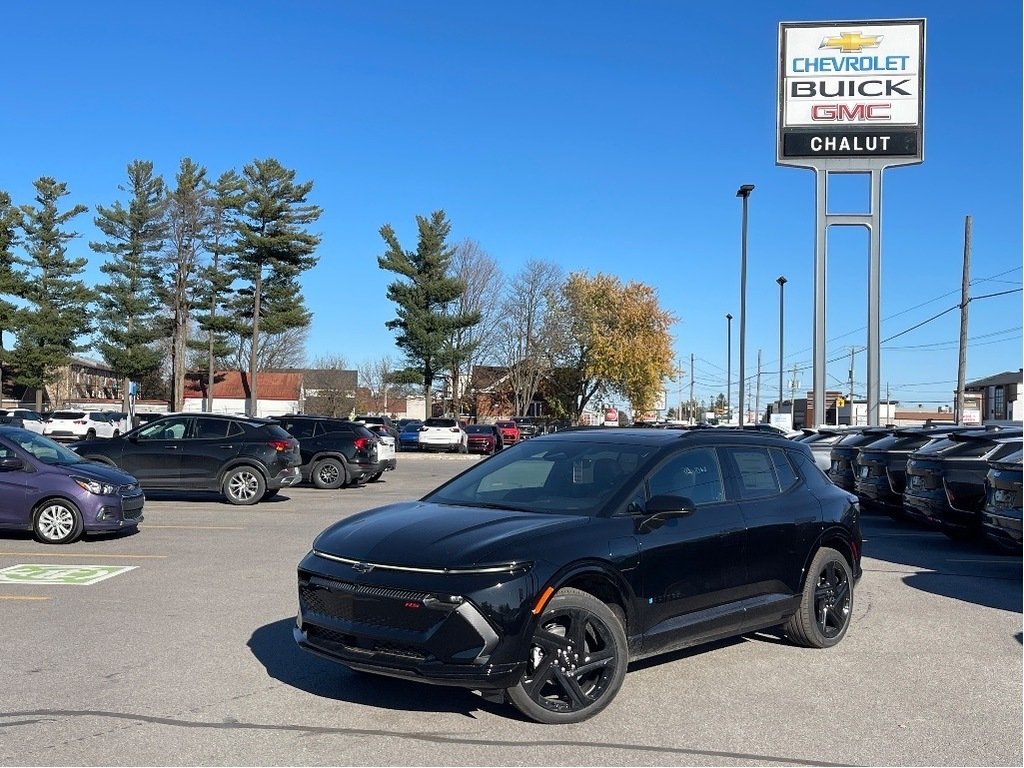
776, 275, 787, 419
725, 313, 733, 423
736, 184, 755, 426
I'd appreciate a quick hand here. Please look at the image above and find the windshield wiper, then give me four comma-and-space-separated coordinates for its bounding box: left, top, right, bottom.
436, 500, 528, 512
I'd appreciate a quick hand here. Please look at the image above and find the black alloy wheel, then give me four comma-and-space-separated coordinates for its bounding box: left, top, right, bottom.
312, 458, 346, 489
784, 547, 853, 648
505, 588, 627, 724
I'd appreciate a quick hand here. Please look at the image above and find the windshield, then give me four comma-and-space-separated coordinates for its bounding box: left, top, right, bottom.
8, 430, 87, 466
425, 438, 657, 516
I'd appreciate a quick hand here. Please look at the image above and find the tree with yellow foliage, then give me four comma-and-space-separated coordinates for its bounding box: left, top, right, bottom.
550, 272, 676, 422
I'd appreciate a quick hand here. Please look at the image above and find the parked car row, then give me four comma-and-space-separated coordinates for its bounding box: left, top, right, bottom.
795, 423, 1022, 551
0, 408, 133, 440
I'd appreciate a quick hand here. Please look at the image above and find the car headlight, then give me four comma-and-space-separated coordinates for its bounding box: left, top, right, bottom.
72, 477, 117, 495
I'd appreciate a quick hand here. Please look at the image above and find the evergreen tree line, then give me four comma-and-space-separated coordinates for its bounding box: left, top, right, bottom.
0, 158, 321, 414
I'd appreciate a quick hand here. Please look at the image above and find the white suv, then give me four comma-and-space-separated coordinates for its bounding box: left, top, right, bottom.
43, 410, 119, 441
0, 408, 47, 434
417, 418, 468, 453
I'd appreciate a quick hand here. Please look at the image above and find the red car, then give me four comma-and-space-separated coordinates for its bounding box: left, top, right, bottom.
496, 420, 520, 445
465, 424, 503, 455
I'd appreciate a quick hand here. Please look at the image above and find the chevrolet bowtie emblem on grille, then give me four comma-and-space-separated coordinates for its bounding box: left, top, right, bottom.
351, 562, 374, 573
819, 32, 883, 52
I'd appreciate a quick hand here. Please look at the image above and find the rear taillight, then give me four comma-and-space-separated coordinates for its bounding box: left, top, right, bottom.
450, 427, 460, 433
418, 426, 428, 432
267, 440, 293, 452
75, 420, 88, 425
354, 437, 370, 451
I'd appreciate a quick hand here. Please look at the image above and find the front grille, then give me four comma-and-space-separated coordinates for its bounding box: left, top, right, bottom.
119, 482, 140, 494
299, 577, 441, 633
305, 625, 427, 662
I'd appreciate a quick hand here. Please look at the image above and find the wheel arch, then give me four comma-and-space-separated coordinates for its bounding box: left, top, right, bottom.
801, 526, 858, 588
218, 459, 270, 484
542, 560, 637, 636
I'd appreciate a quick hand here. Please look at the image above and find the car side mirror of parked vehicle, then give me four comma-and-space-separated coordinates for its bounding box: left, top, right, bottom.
636, 494, 695, 532
0, 456, 25, 472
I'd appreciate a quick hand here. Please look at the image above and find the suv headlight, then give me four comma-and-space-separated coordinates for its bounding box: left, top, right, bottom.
72, 477, 117, 495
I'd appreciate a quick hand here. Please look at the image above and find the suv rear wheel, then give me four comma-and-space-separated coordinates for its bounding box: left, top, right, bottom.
312, 457, 347, 490
222, 466, 266, 505
784, 546, 853, 648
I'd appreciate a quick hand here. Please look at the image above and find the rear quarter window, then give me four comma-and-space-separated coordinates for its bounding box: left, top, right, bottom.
726, 447, 781, 500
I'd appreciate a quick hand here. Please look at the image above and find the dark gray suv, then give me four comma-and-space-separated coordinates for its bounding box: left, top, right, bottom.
71, 414, 301, 505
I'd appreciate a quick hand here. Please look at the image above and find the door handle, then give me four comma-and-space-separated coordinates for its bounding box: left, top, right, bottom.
218, 444, 235, 449
163, 445, 179, 450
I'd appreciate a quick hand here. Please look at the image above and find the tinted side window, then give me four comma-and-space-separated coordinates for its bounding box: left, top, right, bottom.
139, 417, 190, 440
770, 448, 799, 491
283, 419, 317, 439
727, 447, 780, 500
648, 447, 724, 505
194, 418, 232, 439
790, 449, 833, 490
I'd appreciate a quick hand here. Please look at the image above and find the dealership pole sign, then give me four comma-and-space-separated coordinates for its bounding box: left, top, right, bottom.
778, 19, 925, 168
776, 18, 925, 429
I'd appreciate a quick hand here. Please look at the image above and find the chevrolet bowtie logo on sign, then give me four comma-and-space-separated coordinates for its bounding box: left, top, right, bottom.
819, 32, 883, 52
778, 18, 925, 167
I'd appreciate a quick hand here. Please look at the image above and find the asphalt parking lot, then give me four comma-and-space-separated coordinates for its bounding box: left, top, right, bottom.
1, 452, 1020, 766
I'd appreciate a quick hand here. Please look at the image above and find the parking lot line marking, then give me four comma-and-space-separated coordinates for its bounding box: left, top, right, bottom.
0, 595, 50, 601
0, 552, 166, 559
142, 524, 245, 530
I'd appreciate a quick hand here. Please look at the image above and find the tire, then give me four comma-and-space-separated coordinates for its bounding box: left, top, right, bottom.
312, 457, 346, 490
458, 442, 468, 454
505, 587, 628, 724
86, 429, 96, 439
367, 472, 383, 483
33, 500, 84, 544
783, 547, 854, 648
221, 466, 266, 505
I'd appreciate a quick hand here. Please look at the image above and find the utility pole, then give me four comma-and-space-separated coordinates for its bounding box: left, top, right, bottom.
689, 353, 695, 424
848, 347, 855, 426
955, 215, 971, 424
755, 349, 762, 424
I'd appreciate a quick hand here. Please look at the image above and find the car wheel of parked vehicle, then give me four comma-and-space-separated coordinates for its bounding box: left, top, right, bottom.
312, 457, 346, 490
784, 547, 853, 648
458, 442, 468, 454
368, 472, 383, 483
33, 500, 84, 545
86, 428, 96, 439
505, 587, 627, 724
222, 466, 266, 505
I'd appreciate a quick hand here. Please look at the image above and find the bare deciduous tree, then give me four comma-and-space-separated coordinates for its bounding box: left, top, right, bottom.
441, 239, 503, 416
495, 259, 563, 416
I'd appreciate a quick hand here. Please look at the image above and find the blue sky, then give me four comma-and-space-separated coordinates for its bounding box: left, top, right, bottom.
2, 1, 1020, 413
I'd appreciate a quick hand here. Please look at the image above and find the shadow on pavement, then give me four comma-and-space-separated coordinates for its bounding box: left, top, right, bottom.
247, 617, 504, 719
862, 512, 1022, 614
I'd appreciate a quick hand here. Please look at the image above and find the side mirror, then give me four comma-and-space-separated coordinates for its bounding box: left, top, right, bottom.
637, 494, 695, 533
0, 456, 25, 472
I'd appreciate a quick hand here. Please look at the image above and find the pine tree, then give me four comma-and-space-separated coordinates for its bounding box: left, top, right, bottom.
159, 158, 209, 410
190, 170, 244, 412
231, 158, 321, 416
90, 160, 167, 412
10, 178, 94, 411
378, 210, 479, 408
0, 191, 24, 401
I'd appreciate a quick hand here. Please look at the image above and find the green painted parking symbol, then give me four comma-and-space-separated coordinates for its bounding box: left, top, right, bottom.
0, 564, 137, 586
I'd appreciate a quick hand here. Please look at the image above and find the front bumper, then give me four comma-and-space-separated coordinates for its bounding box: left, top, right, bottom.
88, 491, 145, 532
294, 554, 535, 690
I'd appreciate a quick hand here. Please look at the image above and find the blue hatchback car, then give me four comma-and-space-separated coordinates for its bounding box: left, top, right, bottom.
0, 427, 144, 544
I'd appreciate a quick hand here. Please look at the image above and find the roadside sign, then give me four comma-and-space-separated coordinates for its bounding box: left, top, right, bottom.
0, 564, 137, 586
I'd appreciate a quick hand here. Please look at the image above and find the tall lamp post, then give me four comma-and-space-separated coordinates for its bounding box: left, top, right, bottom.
776, 275, 787, 419
736, 183, 755, 426
725, 313, 733, 423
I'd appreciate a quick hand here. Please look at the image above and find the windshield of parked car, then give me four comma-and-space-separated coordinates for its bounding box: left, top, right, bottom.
9, 430, 88, 465
425, 438, 657, 516
400, 422, 422, 433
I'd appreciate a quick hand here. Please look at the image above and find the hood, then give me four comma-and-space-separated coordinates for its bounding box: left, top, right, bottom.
312, 501, 587, 569
61, 459, 138, 487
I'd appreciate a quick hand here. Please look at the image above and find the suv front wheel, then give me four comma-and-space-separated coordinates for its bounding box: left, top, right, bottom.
222, 466, 266, 505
